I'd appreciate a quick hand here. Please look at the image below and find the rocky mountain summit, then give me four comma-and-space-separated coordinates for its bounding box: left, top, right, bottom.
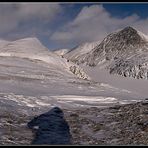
64, 26, 148, 80
86, 26, 148, 66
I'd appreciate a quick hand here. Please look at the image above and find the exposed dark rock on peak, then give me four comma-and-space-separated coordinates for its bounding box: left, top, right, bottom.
27, 107, 72, 145
114, 26, 143, 45
121, 26, 137, 33
84, 26, 148, 67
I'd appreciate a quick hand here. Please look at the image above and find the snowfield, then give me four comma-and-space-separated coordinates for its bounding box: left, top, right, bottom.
82, 65, 148, 98
0, 36, 147, 116
0, 56, 144, 114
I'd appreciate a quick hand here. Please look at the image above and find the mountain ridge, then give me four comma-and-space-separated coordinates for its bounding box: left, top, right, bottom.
64, 41, 100, 64
64, 26, 148, 80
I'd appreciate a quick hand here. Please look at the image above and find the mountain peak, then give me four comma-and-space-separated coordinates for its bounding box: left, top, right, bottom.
0, 36, 50, 55
121, 26, 137, 33
74, 26, 148, 67
118, 26, 141, 39
116, 26, 140, 41
104, 26, 146, 47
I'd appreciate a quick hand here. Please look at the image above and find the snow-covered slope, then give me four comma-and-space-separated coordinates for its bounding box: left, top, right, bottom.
64, 41, 100, 64
0, 38, 49, 54
0, 39, 10, 48
0, 55, 142, 112
0, 37, 90, 80
53, 49, 69, 56
0, 36, 145, 111
0, 51, 141, 112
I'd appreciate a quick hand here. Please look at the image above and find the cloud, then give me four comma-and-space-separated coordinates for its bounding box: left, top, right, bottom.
17, 3, 62, 21
3, 25, 52, 41
0, 3, 62, 35
50, 4, 148, 47
0, 4, 148, 50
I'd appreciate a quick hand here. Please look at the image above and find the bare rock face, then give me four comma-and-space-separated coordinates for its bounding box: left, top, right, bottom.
27, 107, 72, 145
69, 65, 90, 80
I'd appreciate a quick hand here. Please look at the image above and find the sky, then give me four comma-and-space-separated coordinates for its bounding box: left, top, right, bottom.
0, 3, 148, 50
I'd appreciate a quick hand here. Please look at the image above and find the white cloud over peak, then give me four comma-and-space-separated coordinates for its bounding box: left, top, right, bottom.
50, 4, 148, 46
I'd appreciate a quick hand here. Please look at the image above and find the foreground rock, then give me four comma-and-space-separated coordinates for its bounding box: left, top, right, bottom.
0, 109, 33, 145
1, 101, 148, 145
64, 100, 148, 145
27, 107, 72, 145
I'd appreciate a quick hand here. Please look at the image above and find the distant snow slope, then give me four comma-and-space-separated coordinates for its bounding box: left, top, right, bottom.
0, 39, 10, 48
0, 37, 90, 80
64, 41, 100, 64
0, 37, 49, 54
53, 49, 69, 56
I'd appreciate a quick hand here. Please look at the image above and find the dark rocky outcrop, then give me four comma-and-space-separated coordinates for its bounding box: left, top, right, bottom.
27, 107, 72, 145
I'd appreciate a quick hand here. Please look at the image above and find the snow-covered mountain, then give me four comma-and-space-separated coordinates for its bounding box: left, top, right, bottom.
0, 37, 90, 80
64, 41, 100, 64
65, 26, 148, 80
0, 37, 51, 55
84, 26, 148, 66
2, 27, 148, 145
0, 36, 140, 112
